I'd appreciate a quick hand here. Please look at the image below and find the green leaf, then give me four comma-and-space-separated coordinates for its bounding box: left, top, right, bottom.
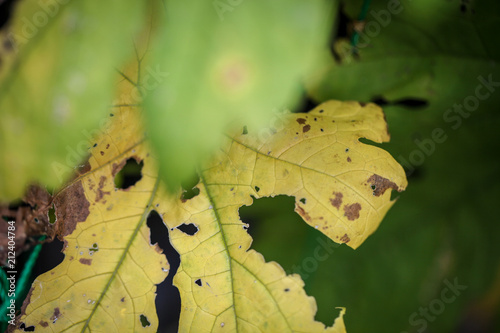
307, 0, 500, 109
144, 0, 336, 192
0, 0, 146, 201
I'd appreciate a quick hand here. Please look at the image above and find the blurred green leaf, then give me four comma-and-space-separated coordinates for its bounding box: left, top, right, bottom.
308, 0, 500, 109
0, 0, 146, 200
144, 0, 337, 191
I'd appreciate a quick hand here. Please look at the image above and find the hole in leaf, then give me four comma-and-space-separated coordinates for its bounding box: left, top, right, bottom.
254, 186, 260, 193
242, 126, 248, 135
177, 223, 198, 236
19, 323, 35, 332
31, 237, 64, 279
239, 195, 340, 326
181, 187, 200, 201
146, 210, 180, 332
195, 279, 202, 287
89, 243, 99, 255
114, 158, 143, 189
181, 173, 200, 201
140, 314, 151, 327
299, 198, 306, 204
48, 206, 56, 224
284, 288, 290, 292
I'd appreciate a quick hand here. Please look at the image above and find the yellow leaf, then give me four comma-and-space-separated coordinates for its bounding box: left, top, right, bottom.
14, 97, 405, 330
157, 100, 406, 331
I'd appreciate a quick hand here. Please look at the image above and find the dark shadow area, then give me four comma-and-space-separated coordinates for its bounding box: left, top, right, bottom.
292, 94, 319, 114
0, 0, 16, 29
371, 96, 429, 110
146, 210, 181, 333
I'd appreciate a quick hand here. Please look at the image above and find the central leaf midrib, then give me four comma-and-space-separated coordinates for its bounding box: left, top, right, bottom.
199, 172, 239, 332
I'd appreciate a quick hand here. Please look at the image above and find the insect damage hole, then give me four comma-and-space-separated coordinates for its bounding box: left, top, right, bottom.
19, 323, 35, 331
146, 210, 181, 332
139, 314, 151, 327
114, 158, 144, 189
195, 279, 202, 287
239, 195, 339, 326
176, 223, 198, 236
181, 173, 200, 201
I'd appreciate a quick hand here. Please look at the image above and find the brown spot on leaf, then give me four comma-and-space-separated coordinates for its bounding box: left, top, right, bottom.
51, 307, 61, 323
340, 234, 350, 243
100, 151, 104, 156
53, 180, 90, 239
343, 203, 361, 220
295, 204, 311, 222
96, 176, 110, 202
19, 286, 33, 318
39, 321, 48, 327
303, 124, 311, 133
106, 143, 110, 149
76, 160, 91, 175
112, 159, 127, 177
368, 174, 400, 196
296, 118, 306, 124
347, 157, 352, 162
330, 192, 343, 209
79, 258, 92, 265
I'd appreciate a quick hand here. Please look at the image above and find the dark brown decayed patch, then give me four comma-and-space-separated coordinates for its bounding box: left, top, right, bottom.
76, 160, 91, 175
21, 184, 55, 238
51, 307, 61, 323
295, 204, 311, 222
343, 203, 361, 220
54, 180, 90, 239
340, 234, 350, 243
330, 192, 343, 209
302, 124, 311, 133
296, 118, 306, 124
95, 176, 110, 202
79, 258, 92, 265
39, 321, 49, 327
112, 159, 127, 177
368, 174, 400, 196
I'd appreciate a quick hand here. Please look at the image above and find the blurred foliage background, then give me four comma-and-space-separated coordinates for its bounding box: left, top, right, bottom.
244, 0, 500, 332
1, 0, 500, 332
